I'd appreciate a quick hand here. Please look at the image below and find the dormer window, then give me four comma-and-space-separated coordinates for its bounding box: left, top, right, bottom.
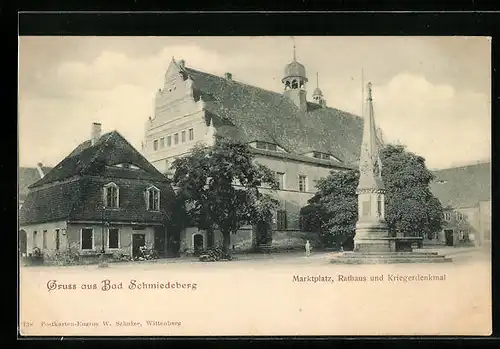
146, 185, 160, 211
103, 182, 119, 208
312, 151, 331, 160
256, 141, 278, 151
114, 163, 140, 170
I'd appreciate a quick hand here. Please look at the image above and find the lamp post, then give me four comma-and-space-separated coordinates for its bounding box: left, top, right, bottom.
98, 205, 108, 268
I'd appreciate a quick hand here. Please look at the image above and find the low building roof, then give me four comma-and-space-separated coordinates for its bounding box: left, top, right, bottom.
20, 131, 175, 226
430, 161, 491, 209
19, 166, 53, 203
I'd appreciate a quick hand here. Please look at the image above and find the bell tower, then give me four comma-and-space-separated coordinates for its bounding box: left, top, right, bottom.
312, 72, 326, 107
282, 42, 308, 111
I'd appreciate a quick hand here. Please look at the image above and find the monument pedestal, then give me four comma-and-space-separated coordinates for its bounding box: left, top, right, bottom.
330, 220, 451, 264
354, 221, 392, 252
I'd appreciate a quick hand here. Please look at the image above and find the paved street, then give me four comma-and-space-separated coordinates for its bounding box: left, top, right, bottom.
19, 246, 491, 337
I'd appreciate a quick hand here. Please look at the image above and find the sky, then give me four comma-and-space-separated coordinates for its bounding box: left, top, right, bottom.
18, 36, 491, 170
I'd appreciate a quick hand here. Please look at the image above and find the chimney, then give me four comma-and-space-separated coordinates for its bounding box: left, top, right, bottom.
178, 59, 185, 69
224, 72, 232, 81
91, 122, 102, 145
36, 162, 45, 178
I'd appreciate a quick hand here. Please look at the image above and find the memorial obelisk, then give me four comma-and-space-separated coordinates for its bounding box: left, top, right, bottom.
331, 82, 452, 263
353, 82, 391, 252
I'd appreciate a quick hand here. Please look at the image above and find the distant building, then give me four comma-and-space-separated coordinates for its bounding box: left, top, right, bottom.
19, 123, 177, 260
19, 163, 52, 210
143, 54, 364, 253
429, 161, 491, 247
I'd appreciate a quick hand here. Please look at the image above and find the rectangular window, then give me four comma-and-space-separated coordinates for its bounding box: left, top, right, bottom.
55, 229, 60, 251
174, 133, 179, 145
81, 228, 93, 250
362, 201, 370, 216
33, 231, 37, 248
159, 137, 165, 148
298, 175, 307, 192
444, 212, 451, 221
377, 197, 382, 217
313, 151, 321, 159
277, 210, 287, 230
42, 230, 47, 249
276, 172, 285, 189
153, 139, 158, 151
181, 130, 186, 143
167, 135, 172, 147
108, 228, 120, 249
456, 212, 463, 221
189, 128, 194, 141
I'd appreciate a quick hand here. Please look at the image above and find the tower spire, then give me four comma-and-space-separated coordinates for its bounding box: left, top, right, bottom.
357, 82, 384, 191
291, 36, 296, 61
316, 72, 319, 88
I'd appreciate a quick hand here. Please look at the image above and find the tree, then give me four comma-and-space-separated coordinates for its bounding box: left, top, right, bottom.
302, 144, 444, 246
380, 144, 444, 238
171, 136, 279, 255
300, 170, 358, 247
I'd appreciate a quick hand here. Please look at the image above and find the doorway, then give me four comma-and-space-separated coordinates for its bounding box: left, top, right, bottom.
132, 234, 146, 259
444, 229, 454, 246
154, 227, 166, 258
193, 234, 204, 256
19, 230, 27, 256
166, 230, 181, 258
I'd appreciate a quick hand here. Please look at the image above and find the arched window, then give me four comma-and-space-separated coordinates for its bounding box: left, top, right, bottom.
103, 182, 119, 208
291, 79, 298, 89
146, 185, 161, 211
285, 81, 291, 90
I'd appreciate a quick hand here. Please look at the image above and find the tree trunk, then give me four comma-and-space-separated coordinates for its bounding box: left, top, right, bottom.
222, 231, 231, 254
207, 226, 214, 248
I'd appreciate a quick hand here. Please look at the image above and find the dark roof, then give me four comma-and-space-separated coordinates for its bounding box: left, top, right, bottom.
19, 166, 53, 202
430, 162, 491, 209
20, 131, 175, 225
184, 67, 363, 166
30, 131, 167, 188
19, 177, 174, 225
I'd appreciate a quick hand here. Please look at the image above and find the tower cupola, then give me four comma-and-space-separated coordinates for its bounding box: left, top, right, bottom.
282, 41, 308, 111
312, 72, 326, 107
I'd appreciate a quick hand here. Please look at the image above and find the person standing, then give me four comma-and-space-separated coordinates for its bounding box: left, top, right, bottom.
305, 240, 311, 257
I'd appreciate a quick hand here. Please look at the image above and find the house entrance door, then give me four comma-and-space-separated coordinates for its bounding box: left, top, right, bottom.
444, 229, 454, 246
19, 230, 27, 256
154, 227, 166, 258
132, 234, 146, 259
193, 234, 204, 255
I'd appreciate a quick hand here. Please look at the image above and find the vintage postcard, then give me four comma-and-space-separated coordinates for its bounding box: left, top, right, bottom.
18, 36, 491, 336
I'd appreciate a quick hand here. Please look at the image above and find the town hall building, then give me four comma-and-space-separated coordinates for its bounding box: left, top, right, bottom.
142, 53, 365, 253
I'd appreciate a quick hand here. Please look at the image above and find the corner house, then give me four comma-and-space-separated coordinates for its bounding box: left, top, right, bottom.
19, 123, 177, 261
